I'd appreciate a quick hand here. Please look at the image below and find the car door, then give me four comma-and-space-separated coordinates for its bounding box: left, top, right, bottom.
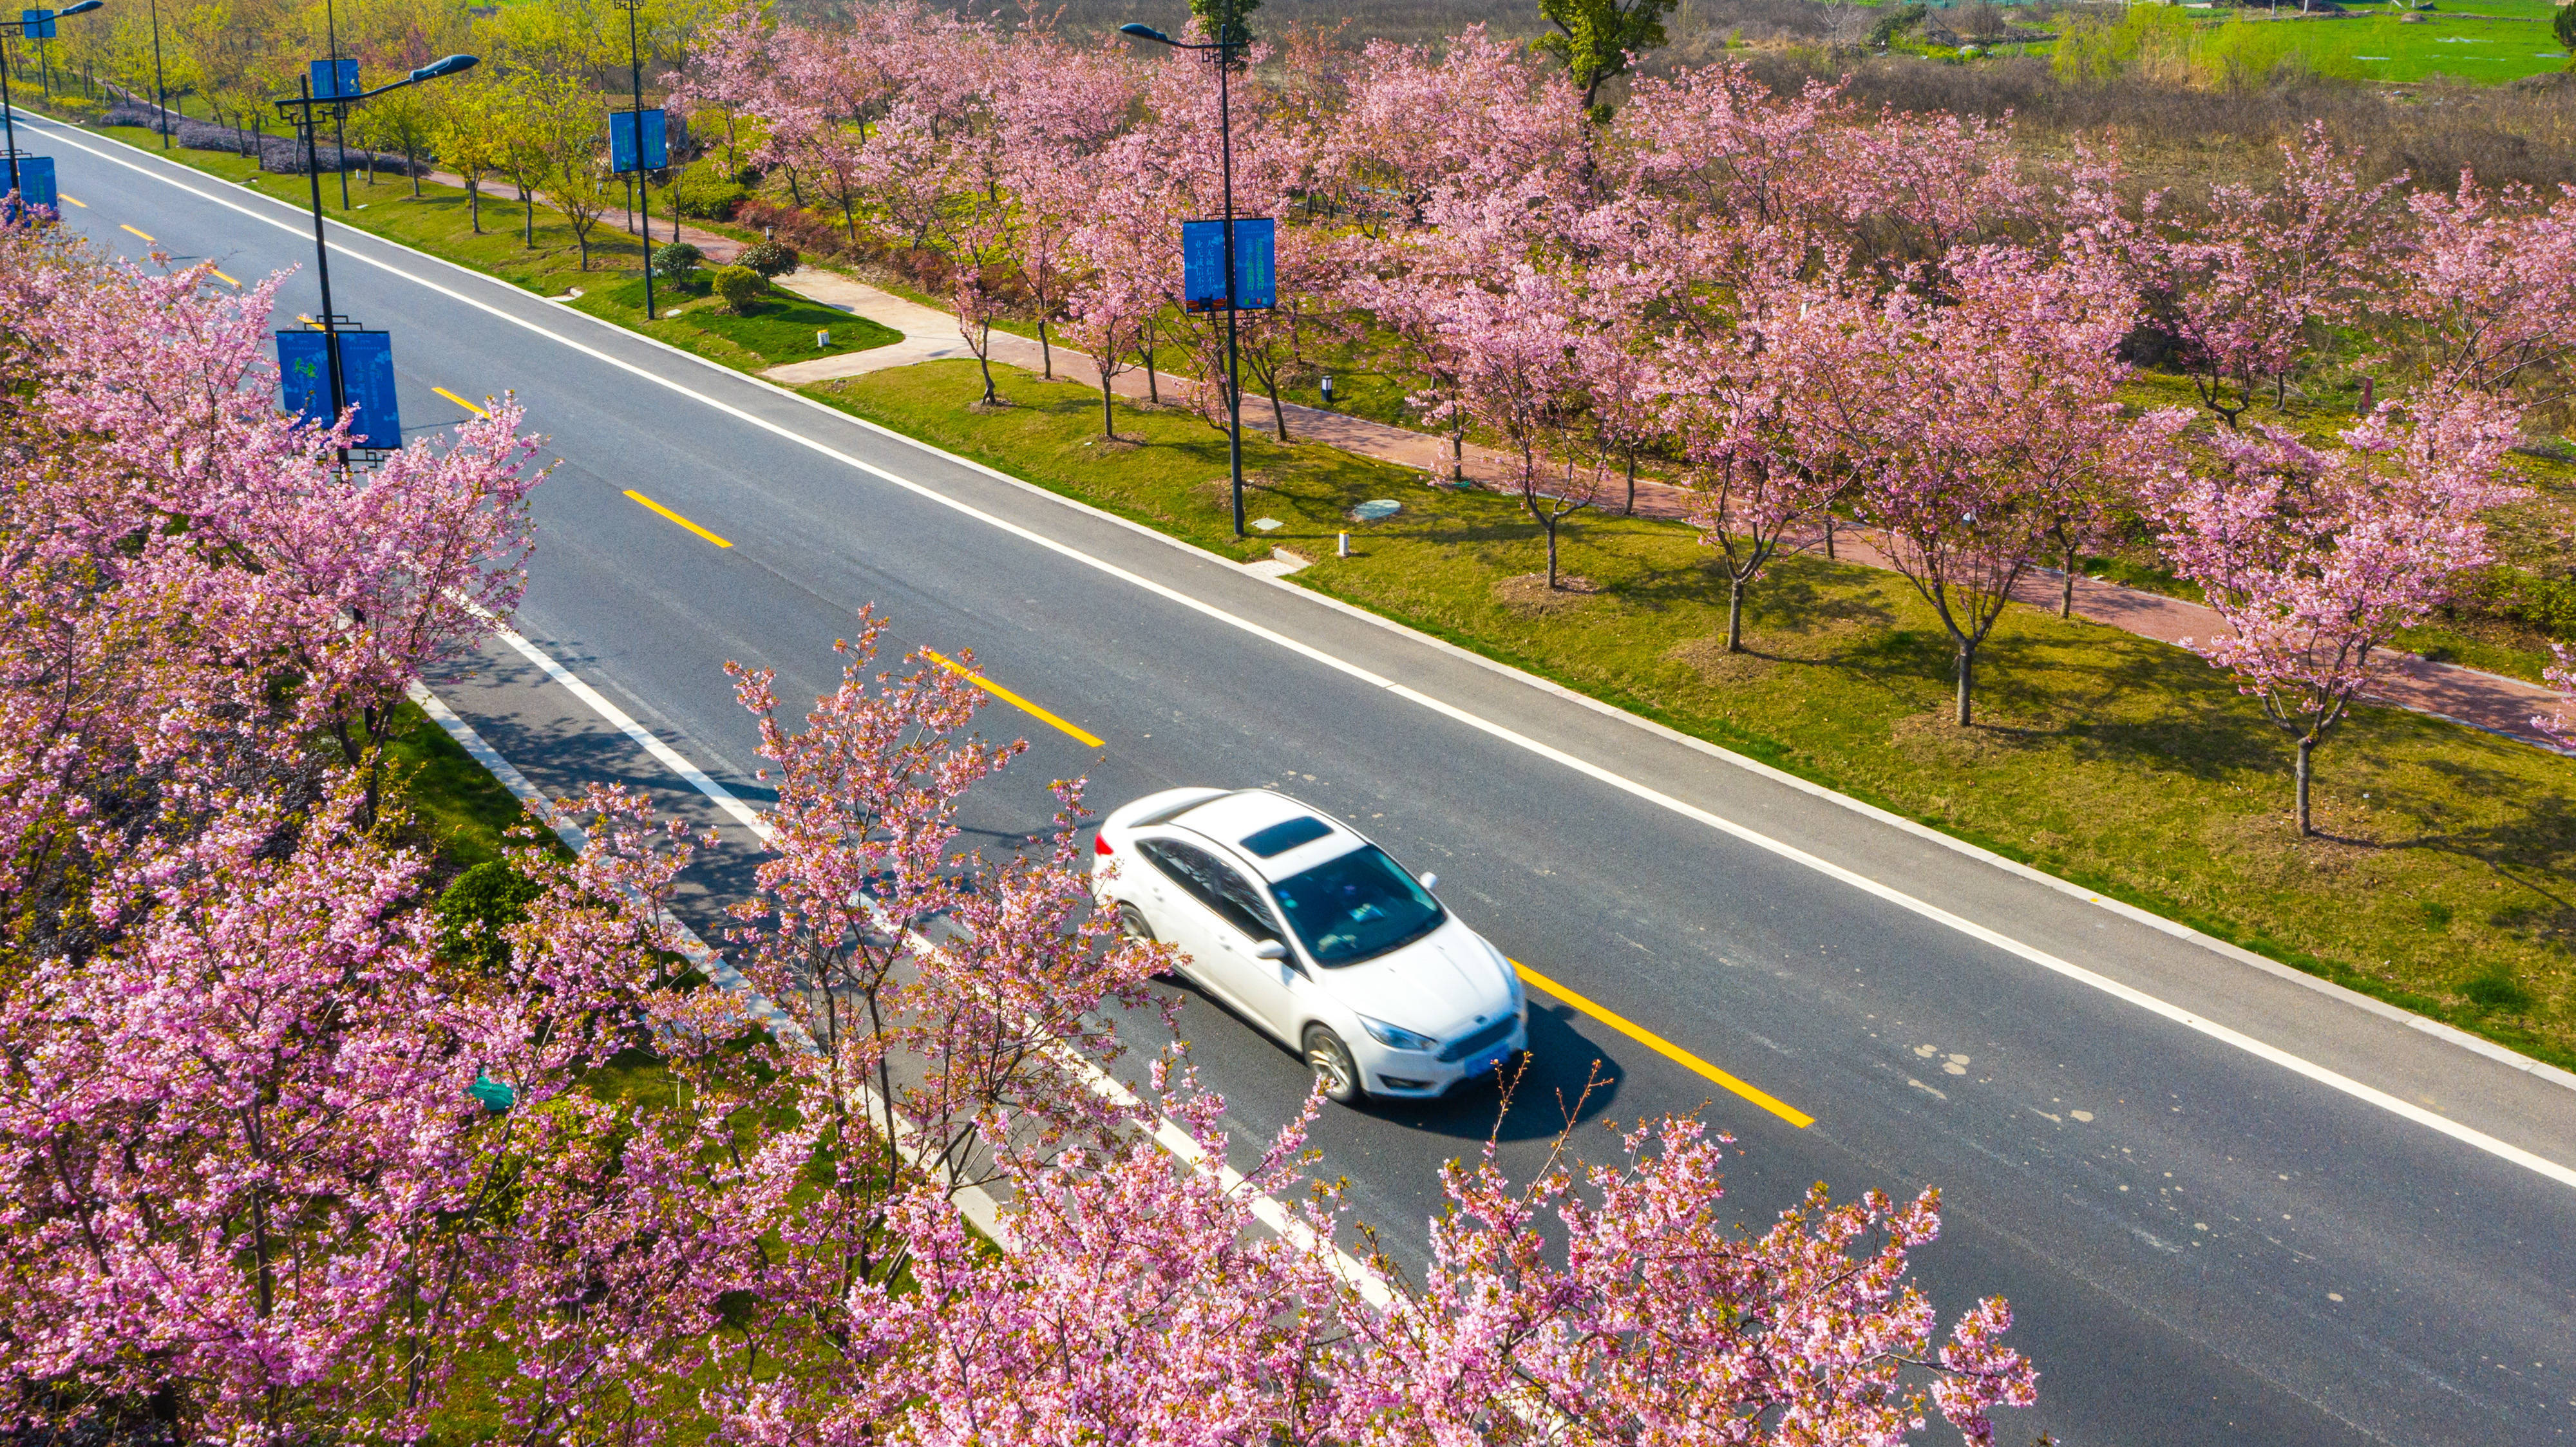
1135, 837, 1292, 1038
1195, 848, 1305, 1040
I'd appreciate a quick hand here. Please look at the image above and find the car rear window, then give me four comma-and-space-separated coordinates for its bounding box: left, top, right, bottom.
1271, 844, 1444, 967
1241, 816, 1331, 858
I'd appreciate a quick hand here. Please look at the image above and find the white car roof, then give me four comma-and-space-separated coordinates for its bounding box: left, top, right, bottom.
1166, 789, 1362, 882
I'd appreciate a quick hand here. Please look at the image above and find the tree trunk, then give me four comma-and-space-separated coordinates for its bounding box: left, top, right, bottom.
2060, 539, 2079, 618
1726, 576, 1747, 653
466, 179, 480, 232
2295, 735, 2314, 836
1101, 376, 1117, 439
1142, 321, 1160, 402
407, 144, 420, 198
1824, 513, 1835, 560
1452, 428, 1466, 484
1545, 514, 1560, 589
974, 340, 998, 404
1624, 453, 1637, 515
1268, 377, 1287, 440
1038, 317, 1053, 379
1954, 641, 1975, 726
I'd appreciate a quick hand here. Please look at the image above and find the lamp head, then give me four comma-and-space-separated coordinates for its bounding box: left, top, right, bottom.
1118, 21, 1173, 43
409, 52, 477, 82
57, 1, 106, 16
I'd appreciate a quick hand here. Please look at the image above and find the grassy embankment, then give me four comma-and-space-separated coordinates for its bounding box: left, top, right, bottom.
72, 121, 900, 372
808, 358, 2576, 1070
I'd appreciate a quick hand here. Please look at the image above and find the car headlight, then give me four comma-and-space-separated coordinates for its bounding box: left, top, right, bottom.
1359, 1016, 1439, 1053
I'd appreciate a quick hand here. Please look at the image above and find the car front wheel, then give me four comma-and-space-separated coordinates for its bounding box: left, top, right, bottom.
1303, 1025, 1364, 1105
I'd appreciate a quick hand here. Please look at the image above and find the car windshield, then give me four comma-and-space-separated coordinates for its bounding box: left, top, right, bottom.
1270, 844, 1444, 967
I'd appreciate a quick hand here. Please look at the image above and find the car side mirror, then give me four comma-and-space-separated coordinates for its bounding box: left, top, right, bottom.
1417, 871, 1438, 892
1252, 939, 1289, 961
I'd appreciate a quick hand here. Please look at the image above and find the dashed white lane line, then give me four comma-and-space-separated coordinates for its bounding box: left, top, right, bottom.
48, 117, 2575, 1195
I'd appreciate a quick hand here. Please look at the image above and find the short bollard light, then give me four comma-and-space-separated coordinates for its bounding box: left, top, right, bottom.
816, 328, 830, 348
468, 1071, 516, 1115
1338, 531, 1350, 558
1320, 374, 1335, 406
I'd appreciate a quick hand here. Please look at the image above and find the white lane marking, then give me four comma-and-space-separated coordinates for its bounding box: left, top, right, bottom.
53, 120, 2576, 1193
408, 676, 1393, 1302
484, 621, 773, 842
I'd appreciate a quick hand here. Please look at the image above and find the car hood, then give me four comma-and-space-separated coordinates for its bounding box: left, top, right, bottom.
1321, 920, 1516, 1041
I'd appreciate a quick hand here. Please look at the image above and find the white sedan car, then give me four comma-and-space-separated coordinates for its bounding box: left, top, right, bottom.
1092, 786, 1527, 1104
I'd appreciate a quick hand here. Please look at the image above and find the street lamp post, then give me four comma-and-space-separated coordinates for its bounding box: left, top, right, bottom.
147, 0, 169, 147
272, 52, 475, 459
322, 0, 352, 209
614, 0, 654, 320
1121, 4, 1252, 538
2, 1, 103, 205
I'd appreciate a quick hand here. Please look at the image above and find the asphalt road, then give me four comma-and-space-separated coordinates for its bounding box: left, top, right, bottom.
26, 111, 2576, 1447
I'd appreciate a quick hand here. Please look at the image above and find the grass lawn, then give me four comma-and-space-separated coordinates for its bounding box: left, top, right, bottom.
70, 122, 901, 374
810, 359, 2576, 1070
2325, 0, 2572, 84
382, 698, 563, 879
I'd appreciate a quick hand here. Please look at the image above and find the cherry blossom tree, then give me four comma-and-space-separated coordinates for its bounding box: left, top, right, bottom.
2150, 126, 2401, 427
1338, 1114, 2038, 1446
1424, 265, 1603, 589
1795, 247, 2138, 725
2142, 390, 2528, 835
2398, 173, 2576, 401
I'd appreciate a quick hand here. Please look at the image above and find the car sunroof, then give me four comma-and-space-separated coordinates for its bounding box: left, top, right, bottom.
1241, 816, 1332, 858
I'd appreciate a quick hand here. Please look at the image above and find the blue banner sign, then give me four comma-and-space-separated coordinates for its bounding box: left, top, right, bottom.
310, 57, 359, 99
5, 155, 57, 211
20, 9, 55, 38
276, 329, 403, 449
336, 331, 401, 448
1180, 217, 1276, 313
608, 108, 667, 174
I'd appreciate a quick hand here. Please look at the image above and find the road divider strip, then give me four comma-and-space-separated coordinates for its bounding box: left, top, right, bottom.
623, 489, 733, 548
433, 385, 489, 417
48, 116, 2573, 1194
921, 647, 1105, 748
1515, 960, 1814, 1128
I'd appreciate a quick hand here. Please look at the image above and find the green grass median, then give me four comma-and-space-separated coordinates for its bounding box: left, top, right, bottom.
808, 359, 2576, 1071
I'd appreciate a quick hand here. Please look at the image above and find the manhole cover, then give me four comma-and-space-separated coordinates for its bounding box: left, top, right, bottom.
1350, 499, 1402, 522
1252, 517, 1283, 531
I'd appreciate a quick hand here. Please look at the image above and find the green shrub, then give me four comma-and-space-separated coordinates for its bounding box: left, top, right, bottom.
738, 239, 800, 279
433, 860, 543, 974
2557, 3, 2576, 55
712, 264, 766, 314
669, 164, 748, 220
652, 241, 703, 282
1869, 3, 1928, 47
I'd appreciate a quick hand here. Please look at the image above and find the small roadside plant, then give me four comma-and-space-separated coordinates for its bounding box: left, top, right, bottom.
713, 264, 766, 314
652, 241, 703, 284
739, 239, 800, 279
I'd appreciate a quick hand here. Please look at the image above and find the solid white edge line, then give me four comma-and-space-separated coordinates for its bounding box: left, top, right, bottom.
407, 676, 1397, 1299
54, 117, 2575, 1186
484, 621, 775, 842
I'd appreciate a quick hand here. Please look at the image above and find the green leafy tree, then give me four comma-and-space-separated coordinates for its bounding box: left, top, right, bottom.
1188, 0, 1256, 50
1535, 0, 1675, 115
2558, 2, 2576, 62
